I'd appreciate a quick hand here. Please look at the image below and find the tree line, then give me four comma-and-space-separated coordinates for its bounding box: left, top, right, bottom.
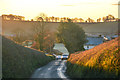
33, 14, 119, 22
2, 14, 25, 21
2, 14, 119, 22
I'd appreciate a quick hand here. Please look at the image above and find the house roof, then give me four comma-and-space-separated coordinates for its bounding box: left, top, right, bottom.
85, 37, 103, 45
112, 35, 118, 38
53, 43, 69, 55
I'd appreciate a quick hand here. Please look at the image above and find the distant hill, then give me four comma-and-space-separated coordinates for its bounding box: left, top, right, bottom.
2, 36, 53, 78
67, 37, 120, 78
2, 21, 118, 38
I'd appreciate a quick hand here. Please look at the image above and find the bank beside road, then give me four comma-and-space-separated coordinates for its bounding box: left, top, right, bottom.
2, 36, 54, 78
66, 37, 119, 78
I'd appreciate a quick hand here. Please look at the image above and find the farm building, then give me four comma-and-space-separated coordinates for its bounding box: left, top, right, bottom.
84, 37, 103, 50
53, 43, 69, 55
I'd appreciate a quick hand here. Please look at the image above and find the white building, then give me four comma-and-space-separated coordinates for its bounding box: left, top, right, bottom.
84, 37, 103, 50
53, 43, 69, 55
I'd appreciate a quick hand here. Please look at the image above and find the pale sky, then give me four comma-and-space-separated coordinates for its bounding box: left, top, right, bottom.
0, 0, 119, 20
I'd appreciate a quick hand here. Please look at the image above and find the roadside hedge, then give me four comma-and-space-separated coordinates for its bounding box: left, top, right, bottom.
2, 36, 54, 78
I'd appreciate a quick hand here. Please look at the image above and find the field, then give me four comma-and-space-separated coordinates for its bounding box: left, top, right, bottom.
2, 20, 118, 37
2, 36, 54, 78
66, 37, 120, 78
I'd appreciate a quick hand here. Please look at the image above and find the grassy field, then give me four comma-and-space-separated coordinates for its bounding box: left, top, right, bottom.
2, 36, 54, 78
2, 21, 118, 37
66, 37, 120, 78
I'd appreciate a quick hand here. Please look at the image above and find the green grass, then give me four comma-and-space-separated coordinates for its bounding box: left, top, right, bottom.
2, 36, 54, 78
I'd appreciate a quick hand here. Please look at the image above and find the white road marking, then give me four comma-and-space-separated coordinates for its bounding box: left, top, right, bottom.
57, 67, 62, 71
62, 71, 65, 72
48, 67, 52, 70
57, 60, 67, 78
38, 68, 42, 71
48, 64, 54, 70
40, 73, 44, 75
54, 62, 59, 65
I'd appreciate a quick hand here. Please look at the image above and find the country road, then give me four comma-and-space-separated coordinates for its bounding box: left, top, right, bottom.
31, 60, 69, 79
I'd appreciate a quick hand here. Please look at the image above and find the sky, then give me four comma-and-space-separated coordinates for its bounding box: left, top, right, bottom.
0, 0, 119, 21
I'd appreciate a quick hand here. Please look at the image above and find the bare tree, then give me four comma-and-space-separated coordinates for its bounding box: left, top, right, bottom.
74, 17, 78, 22
33, 13, 47, 51
11, 28, 26, 44
102, 14, 115, 22
55, 17, 58, 22
97, 18, 101, 22
108, 14, 115, 22
51, 16, 54, 22
45, 17, 49, 22
33, 13, 55, 52
86, 18, 94, 23
43, 31, 55, 53
63, 17, 66, 22
79, 18, 84, 22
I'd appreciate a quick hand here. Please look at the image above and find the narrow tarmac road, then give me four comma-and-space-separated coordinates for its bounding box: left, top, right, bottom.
31, 60, 68, 79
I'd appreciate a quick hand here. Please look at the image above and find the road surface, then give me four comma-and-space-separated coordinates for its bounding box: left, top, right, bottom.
31, 60, 68, 79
